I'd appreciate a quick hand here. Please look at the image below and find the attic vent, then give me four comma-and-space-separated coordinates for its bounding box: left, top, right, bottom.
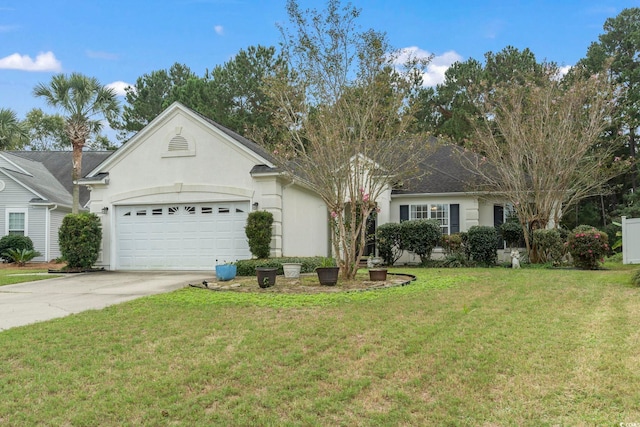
168, 135, 189, 151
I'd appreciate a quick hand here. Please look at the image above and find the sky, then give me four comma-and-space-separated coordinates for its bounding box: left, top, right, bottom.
1, 0, 639, 129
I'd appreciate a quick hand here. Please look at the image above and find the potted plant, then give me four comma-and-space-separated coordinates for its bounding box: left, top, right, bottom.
256, 267, 277, 288
315, 257, 339, 286
282, 262, 302, 278
368, 268, 388, 281
215, 260, 237, 281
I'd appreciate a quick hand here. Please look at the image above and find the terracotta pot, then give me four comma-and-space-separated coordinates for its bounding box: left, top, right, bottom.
316, 267, 339, 286
256, 267, 277, 288
369, 268, 388, 281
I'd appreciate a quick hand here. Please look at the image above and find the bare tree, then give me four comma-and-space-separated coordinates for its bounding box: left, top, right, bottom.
464, 67, 628, 256
267, 0, 431, 279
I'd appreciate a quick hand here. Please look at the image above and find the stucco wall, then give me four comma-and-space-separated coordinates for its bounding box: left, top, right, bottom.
282, 184, 329, 257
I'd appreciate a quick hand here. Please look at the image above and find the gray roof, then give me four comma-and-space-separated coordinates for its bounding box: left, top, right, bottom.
3, 151, 114, 206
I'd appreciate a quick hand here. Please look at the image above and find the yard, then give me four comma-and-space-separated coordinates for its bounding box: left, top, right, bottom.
1, 264, 639, 425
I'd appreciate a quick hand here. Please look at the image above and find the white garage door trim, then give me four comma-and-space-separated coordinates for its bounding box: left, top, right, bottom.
115, 202, 250, 270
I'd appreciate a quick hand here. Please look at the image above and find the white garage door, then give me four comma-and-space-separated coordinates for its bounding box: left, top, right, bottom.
115, 202, 250, 270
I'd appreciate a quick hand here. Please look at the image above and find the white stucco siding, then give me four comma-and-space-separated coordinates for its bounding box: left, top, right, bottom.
282, 184, 329, 257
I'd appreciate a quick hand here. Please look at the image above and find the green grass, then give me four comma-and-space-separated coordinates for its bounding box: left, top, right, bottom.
0, 268, 58, 286
1, 267, 639, 425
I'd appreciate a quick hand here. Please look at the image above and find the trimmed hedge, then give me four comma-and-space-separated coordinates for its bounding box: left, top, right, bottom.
235, 257, 325, 276
376, 222, 403, 266
467, 226, 498, 266
400, 219, 441, 264
0, 235, 35, 263
59, 212, 102, 269
245, 211, 274, 259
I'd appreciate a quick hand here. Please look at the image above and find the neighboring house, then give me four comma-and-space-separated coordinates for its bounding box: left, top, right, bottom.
77, 102, 509, 270
0, 150, 113, 261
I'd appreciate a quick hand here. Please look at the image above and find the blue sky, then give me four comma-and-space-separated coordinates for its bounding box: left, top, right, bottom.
1, 0, 639, 124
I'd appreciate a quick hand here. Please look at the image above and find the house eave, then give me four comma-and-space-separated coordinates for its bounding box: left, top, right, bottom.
391, 191, 491, 198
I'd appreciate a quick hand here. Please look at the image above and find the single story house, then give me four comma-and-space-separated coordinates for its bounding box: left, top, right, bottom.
1, 102, 510, 269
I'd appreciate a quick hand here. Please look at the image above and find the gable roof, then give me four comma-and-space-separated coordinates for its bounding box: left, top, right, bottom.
3, 151, 114, 206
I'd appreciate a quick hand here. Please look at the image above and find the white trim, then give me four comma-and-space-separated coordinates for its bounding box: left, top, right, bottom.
5, 208, 28, 236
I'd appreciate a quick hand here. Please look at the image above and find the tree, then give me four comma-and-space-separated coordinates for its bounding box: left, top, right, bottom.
578, 7, 640, 192
266, 0, 431, 279
34, 73, 120, 213
22, 108, 70, 150
464, 67, 627, 257
0, 108, 28, 149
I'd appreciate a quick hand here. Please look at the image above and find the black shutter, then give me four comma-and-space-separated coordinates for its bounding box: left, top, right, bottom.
450, 204, 460, 234
400, 205, 409, 222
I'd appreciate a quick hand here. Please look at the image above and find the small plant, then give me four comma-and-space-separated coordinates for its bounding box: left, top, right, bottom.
2, 248, 42, 266
318, 257, 336, 268
441, 233, 463, 255
245, 211, 274, 259
0, 235, 34, 263
567, 225, 609, 270
632, 269, 640, 287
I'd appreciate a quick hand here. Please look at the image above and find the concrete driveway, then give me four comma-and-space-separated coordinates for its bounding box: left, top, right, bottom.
0, 271, 208, 331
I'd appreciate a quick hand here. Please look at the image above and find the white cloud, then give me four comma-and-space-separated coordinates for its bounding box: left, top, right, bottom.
0, 51, 62, 72
214, 25, 224, 35
106, 81, 133, 96
395, 47, 463, 87
86, 50, 119, 60
558, 65, 572, 76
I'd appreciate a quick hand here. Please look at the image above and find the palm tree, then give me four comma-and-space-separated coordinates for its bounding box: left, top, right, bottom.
34, 73, 120, 213
0, 108, 29, 149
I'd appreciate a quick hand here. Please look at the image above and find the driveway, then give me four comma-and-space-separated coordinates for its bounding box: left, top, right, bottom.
0, 271, 208, 331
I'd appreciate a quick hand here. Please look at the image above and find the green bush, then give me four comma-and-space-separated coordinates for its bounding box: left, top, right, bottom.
467, 226, 498, 266
235, 257, 325, 276
632, 269, 640, 287
532, 229, 564, 264
0, 235, 34, 263
376, 223, 403, 266
245, 211, 274, 259
59, 213, 102, 269
567, 225, 609, 270
2, 248, 41, 266
441, 233, 463, 255
500, 220, 524, 249
400, 219, 441, 264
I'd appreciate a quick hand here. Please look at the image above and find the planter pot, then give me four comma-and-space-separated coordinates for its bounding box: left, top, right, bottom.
316, 267, 339, 286
256, 267, 278, 288
215, 264, 237, 281
369, 268, 388, 281
282, 263, 302, 278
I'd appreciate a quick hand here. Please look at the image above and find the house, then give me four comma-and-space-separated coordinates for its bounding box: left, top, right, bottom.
1, 102, 510, 269
0, 150, 112, 261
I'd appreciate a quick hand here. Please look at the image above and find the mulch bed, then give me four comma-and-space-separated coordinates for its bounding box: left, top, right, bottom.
190, 273, 416, 294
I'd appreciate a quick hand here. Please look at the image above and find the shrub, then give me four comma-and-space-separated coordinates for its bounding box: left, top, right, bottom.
441, 233, 463, 255
400, 219, 441, 264
235, 257, 325, 276
59, 213, 102, 269
245, 211, 274, 259
467, 226, 498, 266
532, 229, 564, 264
632, 269, 640, 287
0, 235, 34, 263
500, 220, 524, 249
567, 225, 609, 270
441, 252, 473, 268
2, 248, 41, 266
376, 223, 403, 266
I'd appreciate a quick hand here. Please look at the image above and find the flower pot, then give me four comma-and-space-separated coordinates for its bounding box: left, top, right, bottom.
368, 268, 388, 281
316, 266, 339, 286
256, 267, 277, 288
215, 264, 237, 281
282, 263, 302, 278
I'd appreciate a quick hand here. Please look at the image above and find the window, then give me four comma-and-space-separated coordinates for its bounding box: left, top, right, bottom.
409, 204, 450, 235
6, 210, 27, 236
410, 204, 430, 219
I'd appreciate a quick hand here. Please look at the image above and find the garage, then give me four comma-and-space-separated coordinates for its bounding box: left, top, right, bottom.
115, 202, 250, 270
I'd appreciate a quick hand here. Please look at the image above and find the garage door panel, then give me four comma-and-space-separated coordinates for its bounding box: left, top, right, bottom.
116, 202, 250, 270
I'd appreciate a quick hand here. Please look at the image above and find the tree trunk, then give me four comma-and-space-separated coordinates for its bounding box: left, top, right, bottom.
71, 141, 83, 214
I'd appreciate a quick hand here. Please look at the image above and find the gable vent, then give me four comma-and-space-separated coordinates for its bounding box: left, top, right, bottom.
168, 135, 189, 151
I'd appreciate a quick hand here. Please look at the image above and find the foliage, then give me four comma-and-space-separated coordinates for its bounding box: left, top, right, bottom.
2, 248, 42, 266
632, 269, 640, 287
318, 257, 336, 268
266, 0, 431, 279
376, 223, 403, 265
22, 108, 71, 150
532, 229, 564, 265
500, 218, 524, 249
441, 233, 463, 255
567, 225, 609, 270
0, 235, 34, 263
0, 107, 29, 149
245, 211, 274, 259
466, 226, 498, 266
235, 257, 325, 276
58, 213, 102, 269
463, 65, 625, 254
400, 219, 442, 264
33, 73, 120, 213
441, 251, 473, 268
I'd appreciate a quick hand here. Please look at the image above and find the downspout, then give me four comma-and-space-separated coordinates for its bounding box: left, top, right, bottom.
46, 204, 58, 261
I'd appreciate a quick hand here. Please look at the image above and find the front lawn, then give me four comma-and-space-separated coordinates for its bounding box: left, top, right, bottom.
1, 267, 639, 425
0, 267, 59, 286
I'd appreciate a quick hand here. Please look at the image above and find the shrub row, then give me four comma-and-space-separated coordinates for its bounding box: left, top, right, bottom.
376, 220, 441, 265
234, 257, 326, 276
